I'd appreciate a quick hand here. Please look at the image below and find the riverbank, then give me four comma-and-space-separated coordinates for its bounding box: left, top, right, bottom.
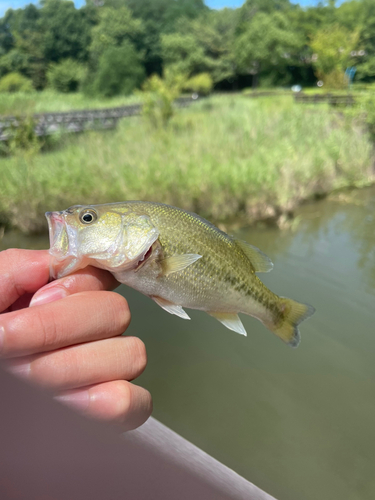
0, 95, 374, 233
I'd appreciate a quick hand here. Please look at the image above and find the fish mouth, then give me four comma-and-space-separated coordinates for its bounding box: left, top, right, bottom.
46, 211, 67, 258
45, 211, 78, 279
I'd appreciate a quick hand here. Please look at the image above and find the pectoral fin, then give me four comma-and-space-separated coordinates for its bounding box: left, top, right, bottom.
160, 254, 202, 276
235, 239, 273, 273
152, 296, 191, 320
208, 312, 247, 336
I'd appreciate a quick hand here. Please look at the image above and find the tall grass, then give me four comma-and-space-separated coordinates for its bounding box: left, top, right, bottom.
0, 95, 373, 232
0, 90, 141, 115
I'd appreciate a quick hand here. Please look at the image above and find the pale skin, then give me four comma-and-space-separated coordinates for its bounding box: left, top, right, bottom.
0, 248, 152, 431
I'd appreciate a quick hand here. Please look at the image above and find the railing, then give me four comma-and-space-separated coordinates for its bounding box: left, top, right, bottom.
0, 96, 197, 141
294, 93, 356, 106
0, 364, 277, 500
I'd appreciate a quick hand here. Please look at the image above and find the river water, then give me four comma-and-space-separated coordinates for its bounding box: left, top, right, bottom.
1, 188, 375, 500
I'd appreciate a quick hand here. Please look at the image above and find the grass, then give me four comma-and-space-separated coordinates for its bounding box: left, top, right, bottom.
0, 95, 374, 233
0, 90, 141, 116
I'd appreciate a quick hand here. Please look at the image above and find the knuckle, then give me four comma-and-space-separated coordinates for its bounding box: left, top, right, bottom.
114, 380, 133, 417
126, 337, 147, 376
115, 382, 153, 427
109, 293, 131, 334
1, 248, 18, 260
32, 308, 60, 350
142, 389, 153, 417
6, 307, 60, 354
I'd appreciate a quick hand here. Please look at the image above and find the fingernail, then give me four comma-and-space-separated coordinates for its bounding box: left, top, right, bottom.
7, 360, 31, 379
55, 389, 90, 411
0, 326, 4, 354
30, 285, 68, 308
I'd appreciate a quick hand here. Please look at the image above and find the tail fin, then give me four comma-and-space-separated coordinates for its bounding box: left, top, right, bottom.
271, 298, 315, 348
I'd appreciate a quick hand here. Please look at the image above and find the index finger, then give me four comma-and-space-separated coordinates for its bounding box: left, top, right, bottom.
0, 249, 50, 313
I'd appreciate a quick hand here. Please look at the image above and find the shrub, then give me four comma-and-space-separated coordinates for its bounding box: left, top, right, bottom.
47, 59, 86, 93
317, 69, 347, 90
0, 72, 33, 93
141, 69, 185, 127
92, 42, 145, 97
183, 72, 213, 96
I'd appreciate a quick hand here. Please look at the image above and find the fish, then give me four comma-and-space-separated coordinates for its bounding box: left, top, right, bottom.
46, 201, 315, 347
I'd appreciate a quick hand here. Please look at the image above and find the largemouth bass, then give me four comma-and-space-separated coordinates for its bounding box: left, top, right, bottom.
46, 201, 314, 347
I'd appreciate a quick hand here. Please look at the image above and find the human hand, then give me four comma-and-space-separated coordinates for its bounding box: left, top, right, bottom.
0, 249, 152, 431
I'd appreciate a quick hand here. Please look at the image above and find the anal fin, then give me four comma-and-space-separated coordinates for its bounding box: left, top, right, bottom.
208, 312, 247, 336
152, 296, 190, 320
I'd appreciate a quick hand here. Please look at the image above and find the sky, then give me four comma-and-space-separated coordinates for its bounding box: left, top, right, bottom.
0, 0, 345, 18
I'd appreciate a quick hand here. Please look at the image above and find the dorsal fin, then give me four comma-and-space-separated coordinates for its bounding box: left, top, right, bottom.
235, 239, 273, 273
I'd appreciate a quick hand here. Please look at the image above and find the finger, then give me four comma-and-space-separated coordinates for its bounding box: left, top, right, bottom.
8, 293, 35, 312
29, 267, 119, 308
55, 381, 153, 431
0, 291, 130, 358
0, 249, 50, 313
6, 336, 147, 391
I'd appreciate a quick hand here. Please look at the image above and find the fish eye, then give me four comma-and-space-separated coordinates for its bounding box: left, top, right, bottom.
79, 209, 98, 225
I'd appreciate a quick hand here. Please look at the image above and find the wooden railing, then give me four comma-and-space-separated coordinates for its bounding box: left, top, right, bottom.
294, 93, 356, 106
0, 96, 197, 141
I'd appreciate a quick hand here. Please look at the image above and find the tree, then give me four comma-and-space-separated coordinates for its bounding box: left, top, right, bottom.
92, 42, 145, 97
352, 0, 375, 81
309, 24, 359, 88
161, 9, 238, 84
234, 11, 302, 87
89, 6, 144, 60
39, 0, 94, 63
0, 1, 96, 89
0, 5, 45, 87
47, 58, 87, 92
121, 0, 207, 75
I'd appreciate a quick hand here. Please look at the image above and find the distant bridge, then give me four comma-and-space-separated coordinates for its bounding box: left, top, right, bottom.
0, 96, 197, 142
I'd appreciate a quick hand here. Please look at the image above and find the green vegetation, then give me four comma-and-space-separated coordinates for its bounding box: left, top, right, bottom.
1, 0, 375, 234
91, 43, 145, 97
183, 73, 213, 96
1, 0, 375, 94
141, 70, 185, 127
0, 72, 33, 93
0, 96, 373, 233
309, 24, 359, 89
0, 90, 141, 115
47, 59, 87, 93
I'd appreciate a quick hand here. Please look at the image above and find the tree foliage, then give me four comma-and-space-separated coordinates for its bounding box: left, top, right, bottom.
141, 69, 185, 127
0, 71, 33, 92
92, 42, 145, 97
235, 11, 302, 86
47, 58, 86, 92
310, 24, 359, 89
0, 0, 375, 92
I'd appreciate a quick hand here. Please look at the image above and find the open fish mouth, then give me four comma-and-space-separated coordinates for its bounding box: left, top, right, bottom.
46, 211, 68, 258
45, 211, 79, 279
